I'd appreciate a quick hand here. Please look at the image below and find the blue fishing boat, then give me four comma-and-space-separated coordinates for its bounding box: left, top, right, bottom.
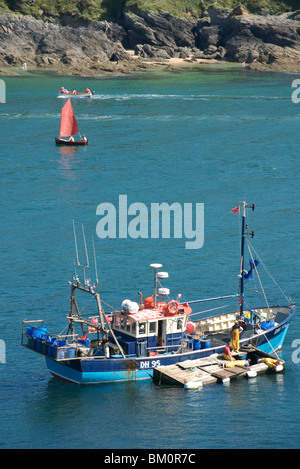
22, 202, 295, 384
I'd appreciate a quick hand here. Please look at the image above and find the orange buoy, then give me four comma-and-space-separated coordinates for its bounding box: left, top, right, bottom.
144, 297, 154, 309
186, 322, 195, 334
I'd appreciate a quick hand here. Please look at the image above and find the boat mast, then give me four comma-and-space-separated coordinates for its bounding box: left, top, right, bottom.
239, 202, 246, 316
239, 201, 255, 316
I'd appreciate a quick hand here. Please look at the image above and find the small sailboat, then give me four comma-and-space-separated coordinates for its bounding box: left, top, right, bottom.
22, 203, 295, 384
55, 98, 88, 146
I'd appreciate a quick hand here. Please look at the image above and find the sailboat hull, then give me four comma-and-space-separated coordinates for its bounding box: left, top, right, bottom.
55, 137, 88, 146
43, 304, 295, 384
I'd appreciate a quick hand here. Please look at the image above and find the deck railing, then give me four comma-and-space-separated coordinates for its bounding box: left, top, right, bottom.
22, 320, 80, 360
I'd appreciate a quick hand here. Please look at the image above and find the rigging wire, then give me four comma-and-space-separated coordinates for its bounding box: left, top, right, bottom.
246, 240, 270, 312
189, 302, 237, 319
71, 292, 96, 317
246, 238, 292, 304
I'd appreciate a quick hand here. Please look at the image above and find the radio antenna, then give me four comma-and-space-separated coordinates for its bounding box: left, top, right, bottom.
73, 219, 80, 266
72, 221, 89, 285
92, 235, 99, 288
82, 223, 89, 268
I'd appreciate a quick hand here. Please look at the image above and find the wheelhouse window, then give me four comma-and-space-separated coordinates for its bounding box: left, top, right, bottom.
138, 322, 146, 335
177, 318, 183, 330
149, 321, 157, 334
113, 314, 132, 333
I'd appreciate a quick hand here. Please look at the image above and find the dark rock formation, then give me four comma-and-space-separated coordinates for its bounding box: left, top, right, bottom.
221, 13, 300, 65
123, 5, 300, 69
123, 9, 197, 54
0, 5, 299, 74
0, 14, 132, 69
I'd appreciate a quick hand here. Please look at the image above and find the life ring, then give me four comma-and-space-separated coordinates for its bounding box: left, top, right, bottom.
166, 300, 179, 315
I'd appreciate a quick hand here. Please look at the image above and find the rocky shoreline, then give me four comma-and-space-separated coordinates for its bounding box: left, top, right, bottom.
0, 6, 300, 76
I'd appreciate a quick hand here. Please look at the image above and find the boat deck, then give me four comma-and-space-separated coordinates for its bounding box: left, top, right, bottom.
203, 330, 231, 347
153, 347, 281, 388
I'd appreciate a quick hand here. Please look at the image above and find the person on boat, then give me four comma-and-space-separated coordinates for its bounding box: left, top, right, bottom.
81, 135, 87, 142
231, 322, 242, 352
61, 86, 68, 94
68, 135, 75, 142
85, 88, 91, 94
72, 89, 77, 94
225, 359, 250, 368
223, 343, 236, 361
237, 314, 246, 330
259, 357, 281, 369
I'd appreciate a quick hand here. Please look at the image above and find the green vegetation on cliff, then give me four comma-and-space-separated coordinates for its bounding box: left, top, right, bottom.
0, 0, 126, 21
0, 0, 298, 21
127, 0, 299, 17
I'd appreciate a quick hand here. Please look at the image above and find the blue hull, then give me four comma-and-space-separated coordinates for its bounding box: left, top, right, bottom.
45, 307, 294, 384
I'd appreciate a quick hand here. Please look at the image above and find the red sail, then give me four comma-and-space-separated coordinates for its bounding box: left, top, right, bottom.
59, 98, 79, 137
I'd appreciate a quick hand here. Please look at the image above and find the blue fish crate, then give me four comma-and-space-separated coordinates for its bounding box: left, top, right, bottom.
34, 327, 48, 339
36, 336, 46, 353
64, 347, 76, 359
261, 320, 275, 330
200, 339, 211, 349
26, 326, 34, 337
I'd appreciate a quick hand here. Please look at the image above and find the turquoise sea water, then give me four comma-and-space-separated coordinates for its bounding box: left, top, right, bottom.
0, 64, 300, 449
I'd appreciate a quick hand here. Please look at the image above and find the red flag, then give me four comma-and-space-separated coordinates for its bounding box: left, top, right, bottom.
231, 206, 239, 213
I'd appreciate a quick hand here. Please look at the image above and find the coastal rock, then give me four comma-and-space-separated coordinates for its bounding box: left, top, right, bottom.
125, 6, 300, 69
195, 6, 300, 67
223, 14, 300, 64
196, 25, 221, 49
206, 6, 232, 26
289, 11, 300, 21
134, 44, 173, 60
231, 6, 249, 16
0, 6, 300, 74
0, 13, 131, 68
124, 8, 197, 55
